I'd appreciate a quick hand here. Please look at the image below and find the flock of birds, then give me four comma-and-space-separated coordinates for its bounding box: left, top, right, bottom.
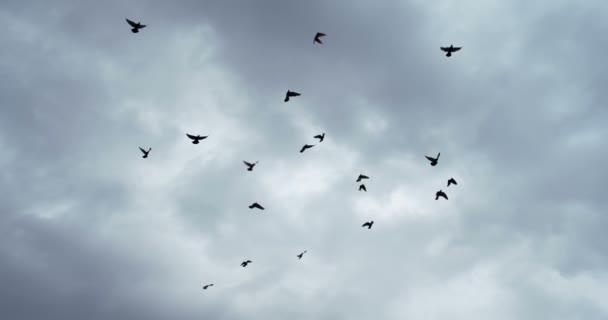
127, 18, 461, 291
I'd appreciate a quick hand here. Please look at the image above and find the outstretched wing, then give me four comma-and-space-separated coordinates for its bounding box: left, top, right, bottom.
243, 160, 253, 166
452, 47, 462, 52
314, 135, 323, 139
362, 222, 370, 227
186, 133, 198, 140
440, 47, 449, 52
126, 18, 138, 27
360, 175, 369, 180
139, 147, 146, 153
425, 156, 434, 161
139, 24, 146, 29
290, 91, 301, 97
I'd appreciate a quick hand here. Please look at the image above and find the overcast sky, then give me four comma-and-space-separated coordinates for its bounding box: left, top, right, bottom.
1, 0, 607, 319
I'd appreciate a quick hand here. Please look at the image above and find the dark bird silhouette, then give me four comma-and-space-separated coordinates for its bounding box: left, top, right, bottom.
362, 221, 374, 229
440, 44, 462, 57
447, 178, 458, 187
126, 18, 146, 33
243, 161, 258, 171
202, 284, 214, 290
435, 190, 448, 200
300, 144, 315, 153
297, 250, 307, 259
314, 133, 325, 143
425, 153, 440, 166
284, 90, 301, 102
359, 184, 367, 192
248, 202, 265, 210
356, 174, 369, 182
186, 133, 208, 144
139, 147, 151, 158
241, 260, 252, 267
313, 32, 326, 44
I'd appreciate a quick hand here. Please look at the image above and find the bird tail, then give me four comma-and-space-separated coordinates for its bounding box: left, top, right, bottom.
446, 52, 451, 57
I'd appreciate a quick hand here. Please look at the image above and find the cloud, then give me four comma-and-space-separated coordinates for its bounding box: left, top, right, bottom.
1, 0, 607, 319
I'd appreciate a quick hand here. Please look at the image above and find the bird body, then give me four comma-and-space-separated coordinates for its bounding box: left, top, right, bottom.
313, 133, 325, 143
314, 32, 326, 44
359, 184, 367, 192
249, 202, 265, 210
126, 18, 146, 33
435, 190, 448, 200
356, 174, 369, 182
447, 178, 458, 187
440, 44, 462, 57
300, 144, 315, 153
297, 250, 307, 259
284, 90, 301, 102
241, 260, 252, 267
425, 153, 440, 166
203, 284, 214, 290
362, 221, 374, 229
243, 160, 258, 171
139, 147, 151, 158
186, 133, 208, 144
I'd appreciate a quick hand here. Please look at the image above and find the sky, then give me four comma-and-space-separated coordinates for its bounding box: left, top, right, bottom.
1, 0, 607, 319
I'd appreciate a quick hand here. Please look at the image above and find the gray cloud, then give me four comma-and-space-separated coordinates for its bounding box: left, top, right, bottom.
1, 0, 607, 319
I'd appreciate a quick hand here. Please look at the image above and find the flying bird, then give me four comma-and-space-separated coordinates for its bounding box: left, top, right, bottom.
359, 184, 367, 192
300, 144, 315, 153
284, 90, 301, 102
241, 260, 252, 267
425, 153, 440, 166
126, 18, 146, 33
248, 202, 265, 210
202, 284, 214, 290
297, 250, 307, 259
440, 44, 462, 57
139, 147, 151, 158
447, 178, 458, 187
435, 190, 448, 200
186, 133, 208, 144
313, 32, 326, 44
243, 161, 258, 171
356, 174, 369, 182
362, 221, 374, 229
314, 133, 325, 143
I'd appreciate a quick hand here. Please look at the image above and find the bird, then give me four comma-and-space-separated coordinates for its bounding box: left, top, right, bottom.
248, 202, 265, 210
243, 161, 258, 171
313, 133, 325, 143
186, 133, 208, 144
440, 44, 462, 57
425, 153, 440, 166
435, 190, 448, 200
356, 174, 369, 182
359, 184, 367, 192
362, 221, 374, 229
139, 147, 151, 158
202, 284, 214, 290
313, 32, 326, 44
447, 178, 458, 187
284, 90, 301, 102
300, 144, 315, 153
126, 18, 146, 33
241, 260, 252, 267
297, 250, 307, 259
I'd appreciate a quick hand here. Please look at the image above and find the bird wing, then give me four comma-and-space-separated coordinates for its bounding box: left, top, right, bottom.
126, 18, 138, 27
440, 47, 449, 52
362, 222, 370, 227
290, 91, 301, 96
361, 185, 366, 191
186, 133, 197, 140
139, 24, 146, 28
314, 134, 323, 139
243, 161, 252, 166
200, 135, 208, 140
360, 175, 369, 179
452, 47, 462, 51
425, 156, 434, 161
139, 147, 146, 153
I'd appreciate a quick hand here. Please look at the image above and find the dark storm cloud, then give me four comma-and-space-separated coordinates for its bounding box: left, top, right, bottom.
1, 0, 607, 319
